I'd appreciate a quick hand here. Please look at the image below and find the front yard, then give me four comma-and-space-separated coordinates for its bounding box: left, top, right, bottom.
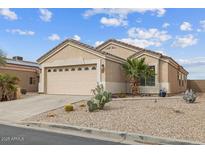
25, 93, 205, 143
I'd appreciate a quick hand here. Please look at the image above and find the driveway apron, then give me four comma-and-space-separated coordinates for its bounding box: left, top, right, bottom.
0, 94, 90, 122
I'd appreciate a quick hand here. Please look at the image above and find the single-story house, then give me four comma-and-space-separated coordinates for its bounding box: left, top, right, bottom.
37, 39, 188, 95
0, 56, 40, 92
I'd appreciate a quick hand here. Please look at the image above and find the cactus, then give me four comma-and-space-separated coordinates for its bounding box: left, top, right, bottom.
87, 100, 98, 112
87, 84, 112, 112
183, 89, 197, 103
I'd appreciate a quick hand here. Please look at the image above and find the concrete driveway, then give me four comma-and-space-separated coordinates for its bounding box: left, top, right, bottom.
0, 94, 90, 122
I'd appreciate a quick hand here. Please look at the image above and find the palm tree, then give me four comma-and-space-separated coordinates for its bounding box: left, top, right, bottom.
0, 74, 19, 101
0, 49, 6, 66
122, 58, 155, 96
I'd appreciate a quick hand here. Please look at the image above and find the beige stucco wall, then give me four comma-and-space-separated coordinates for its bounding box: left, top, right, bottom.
168, 63, 187, 94
104, 60, 127, 93
42, 44, 100, 64
187, 80, 205, 92
39, 43, 107, 94
0, 67, 39, 92
132, 54, 161, 94
100, 43, 137, 59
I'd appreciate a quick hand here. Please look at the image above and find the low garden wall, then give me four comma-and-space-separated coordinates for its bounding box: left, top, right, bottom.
187, 80, 205, 92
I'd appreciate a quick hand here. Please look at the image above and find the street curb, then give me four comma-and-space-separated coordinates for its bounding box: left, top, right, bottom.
20, 121, 203, 145
112, 97, 183, 101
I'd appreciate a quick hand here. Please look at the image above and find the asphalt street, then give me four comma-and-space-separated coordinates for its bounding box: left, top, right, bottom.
0, 124, 123, 145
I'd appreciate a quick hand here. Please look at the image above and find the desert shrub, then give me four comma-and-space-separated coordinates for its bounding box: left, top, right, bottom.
183, 89, 197, 103
87, 84, 112, 112
21, 89, 27, 95
64, 104, 74, 112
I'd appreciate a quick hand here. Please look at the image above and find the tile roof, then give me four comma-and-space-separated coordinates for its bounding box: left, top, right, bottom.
36, 38, 187, 73
37, 39, 126, 63
6, 58, 40, 68
96, 39, 188, 73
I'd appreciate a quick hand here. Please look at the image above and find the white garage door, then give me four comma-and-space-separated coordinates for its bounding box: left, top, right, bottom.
46, 65, 97, 95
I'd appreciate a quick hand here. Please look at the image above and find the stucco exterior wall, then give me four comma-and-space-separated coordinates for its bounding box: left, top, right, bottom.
132, 54, 161, 94
39, 43, 106, 94
168, 63, 187, 94
104, 60, 127, 93
187, 80, 205, 92
42, 44, 100, 64
100, 43, 137, 59
0, 67, 39, 92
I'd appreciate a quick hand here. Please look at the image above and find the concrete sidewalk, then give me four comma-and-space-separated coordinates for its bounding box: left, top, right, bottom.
0, 94, 90, 122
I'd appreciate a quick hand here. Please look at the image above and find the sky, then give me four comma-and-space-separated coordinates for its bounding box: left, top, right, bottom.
0, 8, 205, 79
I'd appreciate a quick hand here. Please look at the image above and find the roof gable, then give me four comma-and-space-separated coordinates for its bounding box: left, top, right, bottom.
37, 39, 106, 64
37, 39, 125, 64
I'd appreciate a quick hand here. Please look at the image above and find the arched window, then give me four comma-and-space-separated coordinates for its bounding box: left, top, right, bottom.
71, 68, 75, 71
59, 69, 63, 72
53, 69, 57, 72
91, 66, 96, 70
48, 69, 51, 72
78, 67, 82, 71
84, 67, 89, 71
65, 68, 69, 71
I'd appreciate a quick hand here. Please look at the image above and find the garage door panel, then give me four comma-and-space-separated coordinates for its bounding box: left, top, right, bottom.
46, 65, 97, 95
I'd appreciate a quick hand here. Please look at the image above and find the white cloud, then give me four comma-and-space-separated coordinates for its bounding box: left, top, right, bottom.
180, 22, 192, 31
120, 38, 161, 48
172, 34, 198, 48
177, 57, 205, 65
177, 57, 205, 79
100, 17, 127, 27
155, 50, 167, 55
120, 27, 171, 48
162, 22, 170, 28
128, 28, 171, 41
83, 9, 165, 27
72, 35, 81, 41
39, 9, 52, 22
48, 34, 60, 41
0, 9, 18, 20
198, 20, 205, 32
83, 8, 166, 18
6, 29, 35, 36
95, 41, 104, 47
136, 18, 142, 23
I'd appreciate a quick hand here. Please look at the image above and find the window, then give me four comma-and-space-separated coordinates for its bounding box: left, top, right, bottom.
48, 69, 51, 72
84, 67, 89, 71
140, 66, 155, 86
29, 77, 35, 85
71, 68, 75, 71
59, 68, 63, 72
178, 72, 181, 86
65, 68, 69, 71
53, 69, 57, 72
91, 66, 96, 70
78, 67, 82, 71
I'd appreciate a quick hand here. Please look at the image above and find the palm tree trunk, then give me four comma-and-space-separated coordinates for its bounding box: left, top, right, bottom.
130, 78, 139, 96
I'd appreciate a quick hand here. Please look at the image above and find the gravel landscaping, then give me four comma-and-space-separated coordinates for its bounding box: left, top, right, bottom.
25, 93, 205, 143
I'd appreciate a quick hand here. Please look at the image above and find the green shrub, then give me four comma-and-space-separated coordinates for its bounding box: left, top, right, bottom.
87, 84, 112, 112
64, 104, 74, 112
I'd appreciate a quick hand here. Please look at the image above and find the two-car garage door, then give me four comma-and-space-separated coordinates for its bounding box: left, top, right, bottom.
46, 65, 97, 95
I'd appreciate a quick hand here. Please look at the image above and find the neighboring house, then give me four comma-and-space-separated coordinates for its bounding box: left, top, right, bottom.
0, 56, 40, 92
37, 39, 188, 95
